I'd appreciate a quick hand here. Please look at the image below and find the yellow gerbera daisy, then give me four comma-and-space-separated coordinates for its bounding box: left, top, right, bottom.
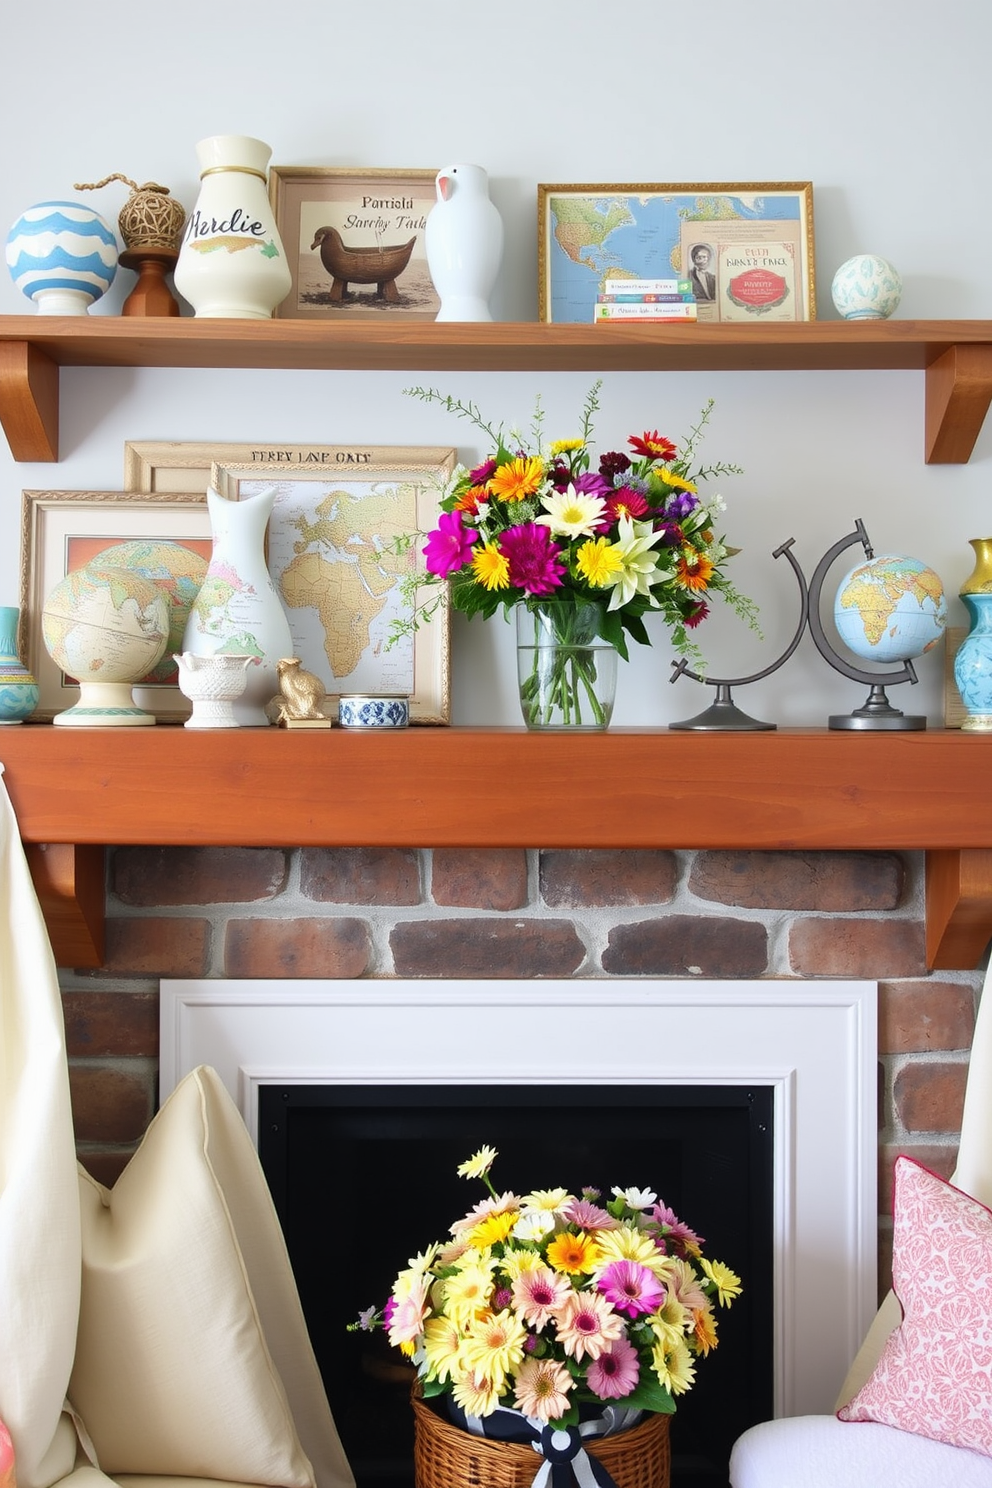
594, 1225, 670, 1279
451, 1369, 501, 1418
658, 470, 698, 494
442, 1263, 495, 1328
690, 1304, 720, 1356
576, 537, 623, 588
489, 456, 544, 502
457, 1145, 498, 1180
468, 1211, 518, 1249
549, 438, 584, 456
651, 1334, 697, 1396
546, 1230, 601, 1275
460, 1309, 527, 1392
471, 543, 510, 591
699, 1256, 743, 1307
422, 1315, 463, 1382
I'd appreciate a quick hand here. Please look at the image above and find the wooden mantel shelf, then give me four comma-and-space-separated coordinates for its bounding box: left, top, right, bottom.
1, 316, 991, 464
2, 724, 992, 972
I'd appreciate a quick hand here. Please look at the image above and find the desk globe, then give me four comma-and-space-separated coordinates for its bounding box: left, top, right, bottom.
42, 562, 170, 725
827, 551, 946, 728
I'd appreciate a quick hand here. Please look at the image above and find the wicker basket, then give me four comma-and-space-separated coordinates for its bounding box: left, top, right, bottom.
412, 1391, 671, 1488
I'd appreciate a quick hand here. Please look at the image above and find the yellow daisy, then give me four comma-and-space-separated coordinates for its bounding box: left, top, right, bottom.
451, 1369, 501, 1418
594, 1225, 670, 1279
546, 1230, 601, 1275
467, 1211, 518, 1249
460, 1309, 527, 1392
549, 438, 584, 456
422, 1315, 463, 1383
651, 1334, 697, 1396
471, 543, 510, 591
442, 1262, 495, 1328
658, 470, 698, 494
576, 537, 623, 587
699, 1257, 743, 1307
489, 456, 544, 502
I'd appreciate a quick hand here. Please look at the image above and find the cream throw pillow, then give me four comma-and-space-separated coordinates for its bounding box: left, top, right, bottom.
0, 774, 80, 1488
69, 1066, 353, 1488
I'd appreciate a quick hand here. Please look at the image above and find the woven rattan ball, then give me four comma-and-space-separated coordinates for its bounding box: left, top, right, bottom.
117, 182, 186, 250
74, 174, 187, 250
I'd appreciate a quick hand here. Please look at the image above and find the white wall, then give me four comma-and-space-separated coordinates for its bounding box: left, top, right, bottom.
2, 0, 990, 726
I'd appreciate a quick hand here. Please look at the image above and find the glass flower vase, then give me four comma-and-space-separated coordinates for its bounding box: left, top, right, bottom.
515, 601, 617, 730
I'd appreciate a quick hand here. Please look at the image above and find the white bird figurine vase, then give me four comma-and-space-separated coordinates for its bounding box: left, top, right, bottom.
424, 163, 503, 322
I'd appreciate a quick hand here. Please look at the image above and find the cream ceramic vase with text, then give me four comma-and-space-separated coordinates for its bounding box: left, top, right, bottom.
424, 163, 503, 321
173, 135, 291, 318
181, 487, 293, 725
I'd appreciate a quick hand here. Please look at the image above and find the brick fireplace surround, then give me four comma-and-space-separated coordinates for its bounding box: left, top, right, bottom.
59, 842, 979, 1299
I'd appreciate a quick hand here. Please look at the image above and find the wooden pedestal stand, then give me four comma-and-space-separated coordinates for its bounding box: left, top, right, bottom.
119, 247, 181, 317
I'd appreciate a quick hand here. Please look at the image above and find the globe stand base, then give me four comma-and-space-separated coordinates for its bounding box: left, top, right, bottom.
53, 681, 157, 727
670, 685, 775, 731
829, 684, 926, 731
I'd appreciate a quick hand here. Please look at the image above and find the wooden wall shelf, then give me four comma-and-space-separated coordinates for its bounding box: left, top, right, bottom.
1, 316, 991, 464
1, 724, 991, 971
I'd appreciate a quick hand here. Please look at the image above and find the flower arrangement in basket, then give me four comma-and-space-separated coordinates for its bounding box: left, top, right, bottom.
351, 1146, 742, 1488
395, 383, 757, 728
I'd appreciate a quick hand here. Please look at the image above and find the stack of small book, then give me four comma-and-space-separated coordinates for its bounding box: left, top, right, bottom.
593, 277, 697, 323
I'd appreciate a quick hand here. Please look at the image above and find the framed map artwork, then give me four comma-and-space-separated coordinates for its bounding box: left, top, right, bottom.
538, 181, 816, 324
20, 489, 212, 721
210, 449, 456, 724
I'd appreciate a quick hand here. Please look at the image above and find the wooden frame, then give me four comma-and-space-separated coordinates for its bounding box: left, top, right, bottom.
211, 449, 455, 724
538, 181, 816, 324
19, 489, 212, 721
122, 439, 383, 494
267, 166, 440, 321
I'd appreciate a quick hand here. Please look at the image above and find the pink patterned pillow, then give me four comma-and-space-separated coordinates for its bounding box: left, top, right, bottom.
838, 1156, 992, 1456
0, 1418, 15, 1488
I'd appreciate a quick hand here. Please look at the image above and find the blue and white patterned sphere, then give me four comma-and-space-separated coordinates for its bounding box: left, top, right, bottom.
831, 255, 902, 321
6, 200, 119, 314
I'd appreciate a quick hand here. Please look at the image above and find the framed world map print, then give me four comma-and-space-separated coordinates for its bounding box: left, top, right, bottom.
210, 448, 455, 724
538, 181, 815, 324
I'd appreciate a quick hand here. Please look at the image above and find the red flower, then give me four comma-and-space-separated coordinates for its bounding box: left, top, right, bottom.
628, 430, 677, 462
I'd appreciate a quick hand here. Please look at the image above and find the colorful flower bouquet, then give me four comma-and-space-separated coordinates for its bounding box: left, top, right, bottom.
351, 1146, 741, 1433
397, 384, 758, 727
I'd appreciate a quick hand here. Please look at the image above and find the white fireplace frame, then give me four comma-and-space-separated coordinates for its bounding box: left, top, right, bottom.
160, 977, 877, 1422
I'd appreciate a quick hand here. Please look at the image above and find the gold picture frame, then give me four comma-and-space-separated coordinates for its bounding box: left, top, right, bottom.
210, 449, 455, 725
268, 166, 440, 320
538, 181, 816, 324
20, 489, 212, 721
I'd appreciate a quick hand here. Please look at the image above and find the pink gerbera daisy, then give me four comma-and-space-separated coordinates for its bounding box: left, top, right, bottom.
554, 1290, 624, 1361
513, 1357, 574, 1423
565, 1198, 619, 1231
511, 1266, 572, 1330
586, 1337, 640, 1400
598, 1260, 665, 1319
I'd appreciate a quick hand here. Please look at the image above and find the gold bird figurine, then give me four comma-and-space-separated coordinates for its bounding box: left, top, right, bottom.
276, 657, 328, 725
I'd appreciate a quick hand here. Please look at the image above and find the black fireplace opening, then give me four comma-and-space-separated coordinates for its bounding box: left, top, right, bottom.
258, 1083, 774, 1488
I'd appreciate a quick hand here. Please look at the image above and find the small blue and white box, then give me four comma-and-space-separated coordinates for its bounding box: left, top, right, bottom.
338, 694, 410, 730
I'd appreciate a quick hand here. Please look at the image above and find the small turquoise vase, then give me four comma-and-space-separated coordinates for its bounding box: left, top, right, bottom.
0, 606, 39, 723
954, 539, 992, 731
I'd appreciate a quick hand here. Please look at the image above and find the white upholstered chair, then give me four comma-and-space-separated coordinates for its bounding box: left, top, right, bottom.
729, 958, 992, 1487
0, 772, 354, 1488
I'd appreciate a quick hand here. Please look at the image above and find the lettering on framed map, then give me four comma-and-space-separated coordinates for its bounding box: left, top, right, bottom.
537, 181, 815, 324
211, 449, 455, 724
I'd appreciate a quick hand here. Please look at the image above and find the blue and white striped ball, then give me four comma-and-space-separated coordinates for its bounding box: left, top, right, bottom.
6, 200, 118, 307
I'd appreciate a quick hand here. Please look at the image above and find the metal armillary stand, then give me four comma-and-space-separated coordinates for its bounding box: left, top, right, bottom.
668, 538, 809, 730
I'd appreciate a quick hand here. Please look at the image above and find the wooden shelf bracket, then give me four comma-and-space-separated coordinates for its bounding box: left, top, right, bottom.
925, 344, 992, 464
0, 339, 59, 462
